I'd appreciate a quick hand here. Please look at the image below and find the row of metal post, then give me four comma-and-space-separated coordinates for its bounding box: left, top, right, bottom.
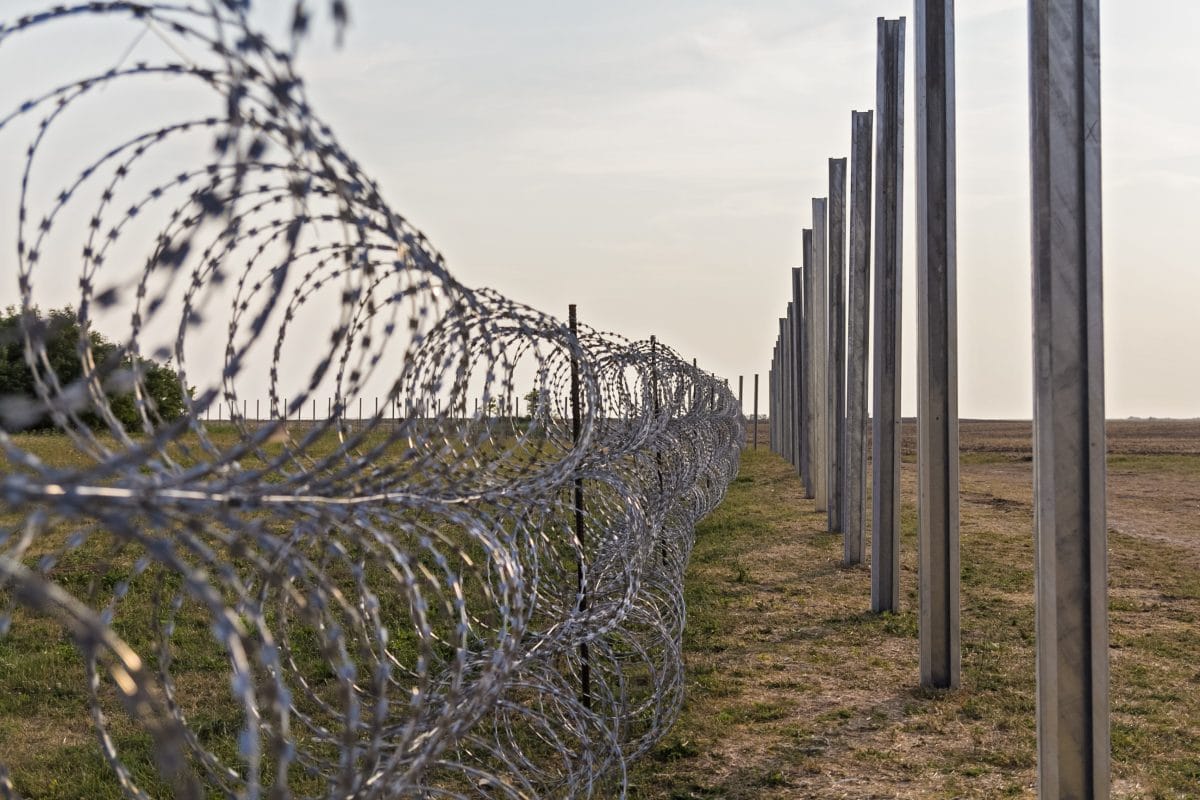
201, 395, 532, 422
758, 2, 1108, 797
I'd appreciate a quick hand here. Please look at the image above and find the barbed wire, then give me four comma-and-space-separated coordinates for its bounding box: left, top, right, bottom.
0, 3, 743, 798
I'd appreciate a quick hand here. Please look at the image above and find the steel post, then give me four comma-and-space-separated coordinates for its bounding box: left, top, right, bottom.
811, 198, 829, 514
916, 0, 961, 690
1029, 0, 1109, 795
845, 110, 874, 566
828, 159, 848, 533
801, 229, 816, 499
872, 17, 906, 613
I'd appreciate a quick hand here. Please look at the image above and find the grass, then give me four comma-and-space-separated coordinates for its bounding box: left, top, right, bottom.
3, 428, 1199, 797
0, 424, 583, 798
628, 445, 1200, 799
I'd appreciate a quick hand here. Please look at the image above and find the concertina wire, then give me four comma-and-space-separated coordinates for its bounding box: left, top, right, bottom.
0, 3, 744, 797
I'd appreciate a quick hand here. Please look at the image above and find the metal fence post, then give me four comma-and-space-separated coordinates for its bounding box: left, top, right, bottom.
753, 373, 759, 449
792, 267, 807, 489
785, 305, 795, 467
768, 360, 773, 452
1029, 0, 1109, 795
916, 0, 961, 690
801, 230, 816, 499
828, 158, 848, 534
872, 17, 906, 614
774, 333, 780, 455
779, 318, 788, 461
811, 198, 829, 514
845, 110, 874, 567
568, 304, 590, 710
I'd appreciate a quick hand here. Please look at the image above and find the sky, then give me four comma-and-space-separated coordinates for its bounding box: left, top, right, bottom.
3, 1, 1198, 419
291, 0, 1200, 419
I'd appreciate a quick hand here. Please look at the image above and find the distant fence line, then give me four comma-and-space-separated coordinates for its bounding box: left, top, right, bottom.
203, 395, 530, 422
0, 4, 742, 799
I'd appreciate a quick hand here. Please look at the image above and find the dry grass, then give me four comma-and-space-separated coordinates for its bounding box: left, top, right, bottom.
629, 421, 1200, 799
2, 422, 1198, 797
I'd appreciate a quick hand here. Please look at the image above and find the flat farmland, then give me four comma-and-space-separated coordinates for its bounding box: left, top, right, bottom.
631, 419, 1200, 799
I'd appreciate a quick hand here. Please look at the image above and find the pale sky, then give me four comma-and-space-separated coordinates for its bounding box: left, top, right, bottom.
3, 1, 1198, 419
291, 0, 1200, 419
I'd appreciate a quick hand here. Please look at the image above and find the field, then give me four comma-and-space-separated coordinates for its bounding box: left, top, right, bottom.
629, 419, 1200, 799
2, 420, 1198, 798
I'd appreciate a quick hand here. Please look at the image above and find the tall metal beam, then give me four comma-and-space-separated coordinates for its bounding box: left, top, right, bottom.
915, 0, 961, 690
774, 344, 781, 456
1029, 0, 1109, 796
801, 229, 816, 499
779, 318, 788, 460
845, 110, 873, 567
774, 346, 780, 454
769, 355, 775, 452
828, 159, 848, 534
785, 304, 796, 468
792, 266, 807, 487
871, 17, 905, 614
811, 199, 829, 514
753, 373, 759, 450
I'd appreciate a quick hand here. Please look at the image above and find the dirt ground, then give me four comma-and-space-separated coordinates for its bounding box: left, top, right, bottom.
744, 418, 1200, 559
955, 420, 1200, 562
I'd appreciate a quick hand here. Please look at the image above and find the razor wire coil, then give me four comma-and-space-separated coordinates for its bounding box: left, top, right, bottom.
0, 4, 744, 798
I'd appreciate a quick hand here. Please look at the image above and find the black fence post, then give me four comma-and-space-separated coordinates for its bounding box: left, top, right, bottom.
568, 304, 590, 710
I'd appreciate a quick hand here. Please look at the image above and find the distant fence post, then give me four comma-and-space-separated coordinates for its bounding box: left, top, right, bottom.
770, 344, 777, 453
738, 375, 744, 417
916, 0, 961, 690
753, 373, 759, 449
778, 318, 788, 460
828, 158, 848, 534
785, 305, 795, 467
845, 110, 874, 566
775, 347, 780, 455
1029, 0, 1109, 796
791, 266, 807, 489
801, 230, 816, 499
871, 16, 906, 614
811, 198, 829, 515
767, 361, 772, 451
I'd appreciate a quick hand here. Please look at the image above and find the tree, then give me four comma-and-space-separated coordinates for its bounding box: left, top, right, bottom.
523, 387, 546, 421
0, 306, 190, 432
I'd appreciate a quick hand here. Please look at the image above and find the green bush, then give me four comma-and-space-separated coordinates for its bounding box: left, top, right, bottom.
0, 306, 189, 432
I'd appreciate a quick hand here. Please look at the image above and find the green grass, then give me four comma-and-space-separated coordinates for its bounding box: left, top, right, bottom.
0, 426, 586, 798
